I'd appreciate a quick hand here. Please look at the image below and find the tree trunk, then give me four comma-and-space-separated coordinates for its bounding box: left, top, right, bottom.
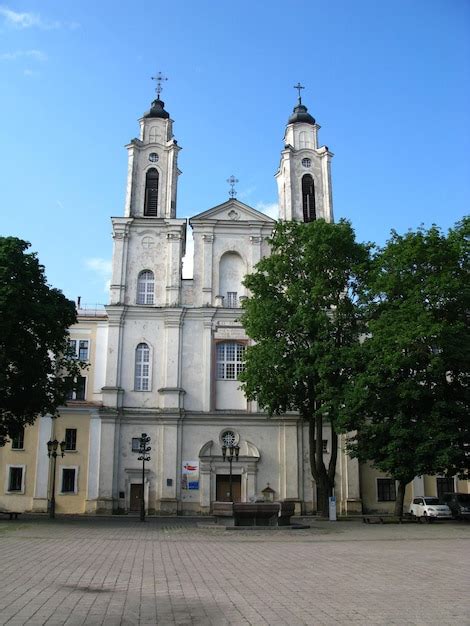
308, 415, 335, 518
394, 480, 407, 517
316, 476, 333, 518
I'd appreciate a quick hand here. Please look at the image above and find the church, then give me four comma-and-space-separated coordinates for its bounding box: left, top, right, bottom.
1, 87, 464, 516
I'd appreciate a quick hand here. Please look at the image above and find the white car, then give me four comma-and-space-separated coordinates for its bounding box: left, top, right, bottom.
409, 497, 452, 521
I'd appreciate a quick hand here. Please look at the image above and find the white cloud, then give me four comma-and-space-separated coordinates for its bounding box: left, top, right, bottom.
0, 6, 79, 29
0, 49, 47, 61
85, 258, 112, 294
256, 201, 279, 220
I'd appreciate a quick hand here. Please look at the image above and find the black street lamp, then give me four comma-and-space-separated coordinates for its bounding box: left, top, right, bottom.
47, 439, 66, 519
137, 433, 151, 522
221, 442, 240, 502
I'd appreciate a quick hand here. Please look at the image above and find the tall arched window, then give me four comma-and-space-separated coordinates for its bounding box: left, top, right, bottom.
149, 126, 158, 142
299, 131, 307, 149
137, 270, 154, 305
216, 342, 246, 379
144, 168, 159, 216
302, 174, 316, 222
135, 343, 151, 391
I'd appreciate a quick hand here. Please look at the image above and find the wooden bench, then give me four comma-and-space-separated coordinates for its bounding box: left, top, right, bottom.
0, 511, 21, 520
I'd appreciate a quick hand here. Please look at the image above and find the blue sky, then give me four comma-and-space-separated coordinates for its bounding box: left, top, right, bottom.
1, 0, 469, 306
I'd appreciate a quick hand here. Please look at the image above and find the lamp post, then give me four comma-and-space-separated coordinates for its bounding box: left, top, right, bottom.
137, 433, 151, 522
47, 439, 66, 519
221, 443, 239, 501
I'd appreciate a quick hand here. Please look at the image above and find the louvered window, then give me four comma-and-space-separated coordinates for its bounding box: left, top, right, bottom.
302, 174, 316, 222
144, 168, 159, 216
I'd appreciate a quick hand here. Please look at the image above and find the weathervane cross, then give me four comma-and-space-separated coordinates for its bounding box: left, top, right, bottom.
227, 175, 239, 199
294, 82, 305, 104
151, 72, 168, 98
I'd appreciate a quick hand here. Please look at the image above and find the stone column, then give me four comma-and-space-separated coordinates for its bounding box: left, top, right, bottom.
96, 414, 117, 513
202, 234, 214, 305
166, 231, 182, 306
85, 411, 101, 513
109, 220, 130, 305
32, 415, 53, 512
202, 313, 214, 412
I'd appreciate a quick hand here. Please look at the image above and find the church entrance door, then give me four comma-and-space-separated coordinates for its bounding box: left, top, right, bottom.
216, 475, 241, 502
129, 484, 143, 511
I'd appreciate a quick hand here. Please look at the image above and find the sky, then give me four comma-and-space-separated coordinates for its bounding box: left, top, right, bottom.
0, 0, 469, 306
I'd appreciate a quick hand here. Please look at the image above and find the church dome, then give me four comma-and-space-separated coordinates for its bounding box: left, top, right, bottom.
144, 98, 170, 119
288, 103, 315, 126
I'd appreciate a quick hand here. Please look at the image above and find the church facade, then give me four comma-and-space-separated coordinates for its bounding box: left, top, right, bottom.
1, 92, 465, 516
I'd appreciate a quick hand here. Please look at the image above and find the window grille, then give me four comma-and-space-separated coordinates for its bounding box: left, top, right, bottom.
216, 342, 246, 380
69, 339, 89, 361
144, 168, 159, 216
66, 377, 86, 401
377, 478, 396, 502
135, 343, 151, 391
137, 270, 154, 305
302, 174, 315, 222
226, 292, 238, 308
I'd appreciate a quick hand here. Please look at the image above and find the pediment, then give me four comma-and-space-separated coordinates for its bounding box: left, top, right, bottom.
190, 199, 276, 225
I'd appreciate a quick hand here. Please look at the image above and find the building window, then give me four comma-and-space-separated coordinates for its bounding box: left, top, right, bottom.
137, 270, 154, 305
301, 174, 315, 222
437, 477, 454, 501
61, 468, 77, 494
377, 478, 396, 502
226, 292, 238, 308
69, 339, 89, 361
301, 158, 311, 168
221, 430, 237, 447
65, 428, 77, 451
11, 427, 24, 450
144, 167, 159, 216
149, 127, 158, 142
66, 376, 86, 401
132, 438, 142, 452
7, 466, 24, 492
216, 342, 246, 380
135, 343, 151, 391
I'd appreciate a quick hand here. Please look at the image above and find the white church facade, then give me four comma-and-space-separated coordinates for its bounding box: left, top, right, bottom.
2, 91, 464, 516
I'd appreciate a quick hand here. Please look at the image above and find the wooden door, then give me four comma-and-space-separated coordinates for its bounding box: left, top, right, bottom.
130, 484, 143, 511
216, 475, 241, 502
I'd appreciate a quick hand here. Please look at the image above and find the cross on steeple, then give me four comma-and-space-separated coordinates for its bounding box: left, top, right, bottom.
226, 175, 239, 199
294, 82, 305, 104
151, 72, 168, 98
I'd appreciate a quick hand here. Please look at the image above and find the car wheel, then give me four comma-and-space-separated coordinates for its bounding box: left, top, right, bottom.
423, 512, 429, 523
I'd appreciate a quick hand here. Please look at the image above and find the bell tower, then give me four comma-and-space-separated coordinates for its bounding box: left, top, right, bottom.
275, 85, 334, 223
124, 73, 181, 219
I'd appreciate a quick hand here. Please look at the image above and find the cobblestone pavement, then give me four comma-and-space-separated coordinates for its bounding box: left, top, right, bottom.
0, 516, 468, 626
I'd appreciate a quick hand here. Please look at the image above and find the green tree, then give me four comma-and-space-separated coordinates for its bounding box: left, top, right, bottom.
0, 237, 82, 445
339, 219, 470, 516
239, 220, 371, 516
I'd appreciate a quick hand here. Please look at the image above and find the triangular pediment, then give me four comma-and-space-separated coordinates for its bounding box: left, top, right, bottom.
189, 199, 276, 225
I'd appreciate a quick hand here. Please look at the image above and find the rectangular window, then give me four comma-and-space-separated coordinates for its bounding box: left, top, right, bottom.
65, 428, 77, 451
11, 427, 25, 450
132, 438, 141, 452
8, 467, 23, 492
66, 376, 86, 401
216, 342, 246, 380
226, 292, 238, 308
69, 339, 89, 361
437, 477, 454, 502
377, 478, 396, 502
61, 468, 76, 493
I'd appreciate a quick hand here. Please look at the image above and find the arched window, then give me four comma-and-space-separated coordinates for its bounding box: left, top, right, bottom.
149, 126, 158, 142
135, 343, 151, 391
216, 342, 246, 380
299, 131, 307, 149
137, 270, 154, 305
144, 168, 159, 216
302, 174, 316, 222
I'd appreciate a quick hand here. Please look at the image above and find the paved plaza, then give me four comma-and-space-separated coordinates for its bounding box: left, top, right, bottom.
0, 516, 468, 626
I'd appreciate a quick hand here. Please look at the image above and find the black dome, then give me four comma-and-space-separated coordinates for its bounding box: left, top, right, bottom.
144, 98, 170, 119
288, 103, 315, 125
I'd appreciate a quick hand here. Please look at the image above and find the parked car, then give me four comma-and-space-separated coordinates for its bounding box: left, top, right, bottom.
442, 493, 470, 520
409, 497, 452, 521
